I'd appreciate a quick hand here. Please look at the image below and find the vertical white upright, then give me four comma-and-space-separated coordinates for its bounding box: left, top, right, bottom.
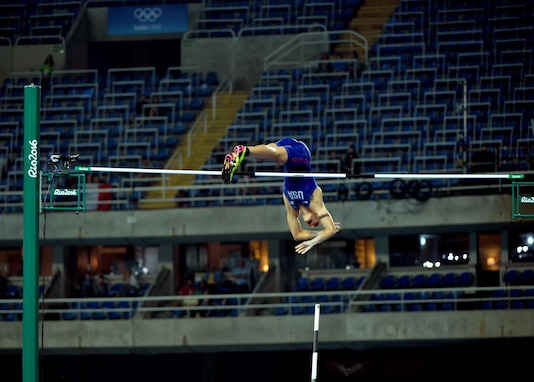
311, 303, 320, 382
462, 78, 468, 173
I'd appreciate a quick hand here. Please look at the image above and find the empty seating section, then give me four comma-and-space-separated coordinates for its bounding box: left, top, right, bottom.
205, 0, 532, 201
282, 264, 534, 314
196, 0, 364, 36
1, 0, 533, 209
59, 280, 152, 321
0, 1, 83, 45
5, 264, 534, 321
0, 279, 51, 321
0, 65, 216, 209
478, 265, 534, 310
282, 273, 367, 315
363, 267, 478, 312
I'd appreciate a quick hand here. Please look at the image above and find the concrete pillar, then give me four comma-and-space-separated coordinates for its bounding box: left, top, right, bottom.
268, 239, 282, 291
501, 229, 509, 263
375, 235, 389, 266
52, 245, 65, 298
159, 243, 174, 294
469, 232, 478, 265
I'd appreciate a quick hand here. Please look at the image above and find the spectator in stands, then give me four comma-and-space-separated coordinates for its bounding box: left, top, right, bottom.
245, 251, 260, 291
177, 279, 199, 317
179, 278, 196, 296
0, 268, 9, 298
40, 54, 55, 91
347, 51, 364, 80
196, 280, 209, 294
84, 173, 112, 211
317, 51, 333, 73
197, 287, 211, 318
202, 263, 223, 294
343, 145, 358, 175
0, 155, 7, 181
328, 150, 343, 173
136, 94, 148, 114
222, 138, 341, 255
97, 178, 113, 211
192, 280, 212, 317
95, 272, 110, 296
77, 270, 95, 297
232, 259, 250, 293
85, 173, 100, 211
148, 95, 161, 117
331, 53, 349, 74
132, 94, 149, 124
175, 189, 191, 208
121, 267, 140, 296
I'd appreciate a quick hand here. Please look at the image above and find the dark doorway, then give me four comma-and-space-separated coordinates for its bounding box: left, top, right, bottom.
87, 39, 181, 80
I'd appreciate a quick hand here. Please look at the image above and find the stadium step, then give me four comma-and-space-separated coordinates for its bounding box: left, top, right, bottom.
335, 0, 400, 61
140, 90, 250, 209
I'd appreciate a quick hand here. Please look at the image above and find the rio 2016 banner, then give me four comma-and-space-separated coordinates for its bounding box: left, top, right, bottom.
107, 5, 188, 35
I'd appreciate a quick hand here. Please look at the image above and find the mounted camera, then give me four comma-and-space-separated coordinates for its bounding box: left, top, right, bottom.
47, 153, 80, 169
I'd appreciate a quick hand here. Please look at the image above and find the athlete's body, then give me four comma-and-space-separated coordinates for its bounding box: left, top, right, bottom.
222, 138, 341, 254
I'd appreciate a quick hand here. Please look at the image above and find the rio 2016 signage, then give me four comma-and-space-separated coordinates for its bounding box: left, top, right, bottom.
27, 139, 39, 178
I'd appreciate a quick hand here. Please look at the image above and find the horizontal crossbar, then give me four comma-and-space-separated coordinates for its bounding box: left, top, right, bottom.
74, 166, 348, 179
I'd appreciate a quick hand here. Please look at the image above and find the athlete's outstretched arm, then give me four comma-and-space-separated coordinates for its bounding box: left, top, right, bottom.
283, 195, 318, 242
294, 188, 340, 255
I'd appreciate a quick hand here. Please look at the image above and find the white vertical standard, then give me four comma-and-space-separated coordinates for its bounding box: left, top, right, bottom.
311, 303, 321, 382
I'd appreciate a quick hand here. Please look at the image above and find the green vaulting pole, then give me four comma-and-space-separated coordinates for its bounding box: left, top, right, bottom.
23, 84, 41, 382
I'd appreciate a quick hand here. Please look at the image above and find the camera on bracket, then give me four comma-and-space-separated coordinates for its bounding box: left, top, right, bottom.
47, 153, 80, 169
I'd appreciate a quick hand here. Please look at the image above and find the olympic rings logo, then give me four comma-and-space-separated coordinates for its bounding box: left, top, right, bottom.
133, 7, 162, 23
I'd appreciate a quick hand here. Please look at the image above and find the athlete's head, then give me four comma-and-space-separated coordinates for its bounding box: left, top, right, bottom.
300, 206, 320, 228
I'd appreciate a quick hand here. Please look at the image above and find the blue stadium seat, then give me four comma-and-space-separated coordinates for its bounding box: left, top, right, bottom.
5, 285, 21, 298
290, 295, 303, 315
295, 277, 309, 291
380, 275, 395, 289
441, 273, 456, 287
519, 269, 534, 284
396, 275, 410, 288
325, 277, 340, 290
109, 283, 123, 296
340, 277, 356, 290
310, 277, 325, 291
426, 273, 441, 287
456, 272, 474, 287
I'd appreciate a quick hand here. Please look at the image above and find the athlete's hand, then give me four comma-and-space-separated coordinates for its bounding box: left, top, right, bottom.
295, 223, 341, 255
295, 240, 315, 255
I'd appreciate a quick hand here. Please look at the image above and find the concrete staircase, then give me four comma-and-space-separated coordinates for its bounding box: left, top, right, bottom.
335, 0, 400, 63
141, 90, 250, 209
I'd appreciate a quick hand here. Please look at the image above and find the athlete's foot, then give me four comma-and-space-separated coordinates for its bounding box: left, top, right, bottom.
222, 145, 247, 183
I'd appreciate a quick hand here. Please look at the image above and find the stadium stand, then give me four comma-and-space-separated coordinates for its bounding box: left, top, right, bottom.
0, 0, 533, 211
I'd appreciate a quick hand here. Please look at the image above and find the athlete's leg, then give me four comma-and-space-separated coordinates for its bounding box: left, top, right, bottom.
222, 144, 247, 183
222, 143, 288, 183
248, 143, 288, 163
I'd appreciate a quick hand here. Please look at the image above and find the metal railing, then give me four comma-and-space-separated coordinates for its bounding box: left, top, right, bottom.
0, 173, 516, 212
1, 285, 533, 321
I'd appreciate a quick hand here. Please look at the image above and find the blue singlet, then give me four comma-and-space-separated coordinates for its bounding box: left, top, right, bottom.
275, 138, 318, 210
